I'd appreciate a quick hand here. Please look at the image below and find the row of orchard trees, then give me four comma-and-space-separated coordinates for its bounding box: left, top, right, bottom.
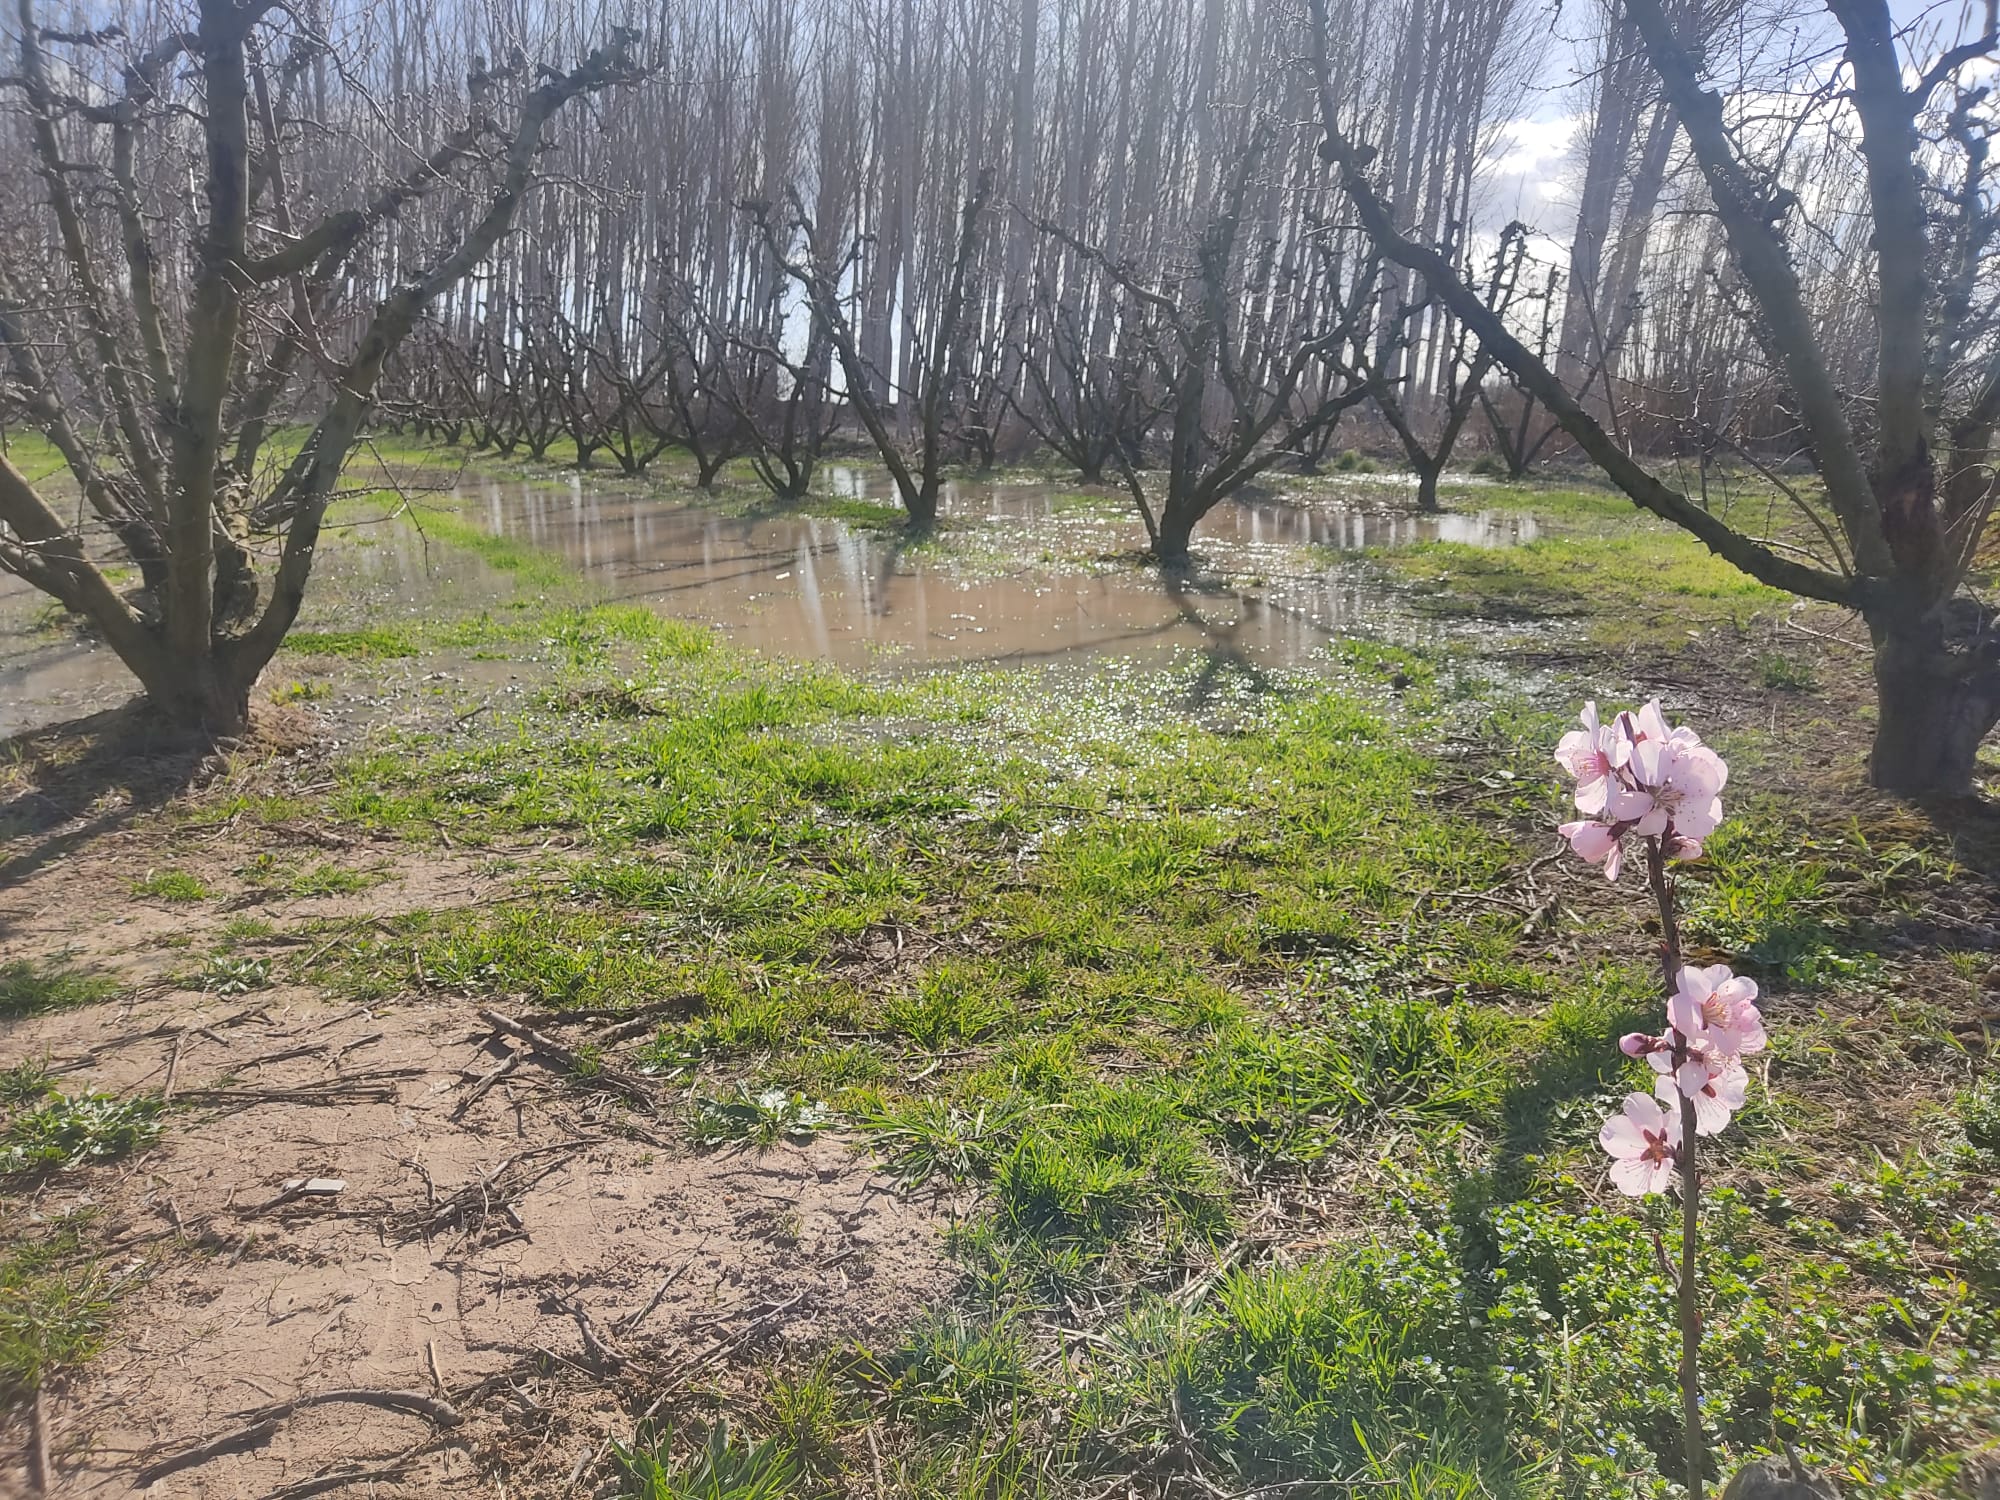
364, 0, 1877, 535
366, 0, 1546, 552
2, 0, 1996, 792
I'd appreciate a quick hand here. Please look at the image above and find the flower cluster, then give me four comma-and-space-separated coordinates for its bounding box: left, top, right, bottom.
1553, 698, 1766, 1197
1554, 700, 1728, 881
1599, 963, 1766, 1193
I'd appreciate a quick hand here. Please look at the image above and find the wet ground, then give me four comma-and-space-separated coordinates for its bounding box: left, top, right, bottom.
0, 467, 1544, 737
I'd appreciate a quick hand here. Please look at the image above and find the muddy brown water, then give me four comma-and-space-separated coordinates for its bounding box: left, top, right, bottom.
0, 470, 1541, 736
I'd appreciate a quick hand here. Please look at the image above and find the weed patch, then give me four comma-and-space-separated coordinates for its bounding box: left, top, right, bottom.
132, 867, 209, 902
0, 1216, 114, 1399
2, 1092, 160, 1174
284, 627, 419, 658
0, 959, 117, 1019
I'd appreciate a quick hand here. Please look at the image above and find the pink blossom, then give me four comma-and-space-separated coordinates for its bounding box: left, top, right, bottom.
1620, 700, 1727, 843
1559, 818, 1626, 880
1556, 702, 1625, 817
1553, 698, 1728, 878
1600, 1090, 1681, 1196
1668, 964, 1765, 1057
1659, 1062, 1744, 1137
1619, 1031, 1663, 1059
1640, 1038, 1746, 1136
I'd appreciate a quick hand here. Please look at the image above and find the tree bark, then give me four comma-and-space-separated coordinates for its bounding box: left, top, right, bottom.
1155, 500, 1199, 570
164, 660, 255, 738
1414, 464, 1441, 514
1867, 617, 2000, 796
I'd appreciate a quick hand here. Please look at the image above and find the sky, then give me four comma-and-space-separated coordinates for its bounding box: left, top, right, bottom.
1474, 0, 1994, 248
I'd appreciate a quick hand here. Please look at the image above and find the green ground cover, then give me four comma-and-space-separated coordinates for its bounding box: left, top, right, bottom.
4, 444, 1995, 1497
269, 586, 1999, 1498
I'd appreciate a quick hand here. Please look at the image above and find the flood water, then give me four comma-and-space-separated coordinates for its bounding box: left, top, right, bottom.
0, 469, 1542, 736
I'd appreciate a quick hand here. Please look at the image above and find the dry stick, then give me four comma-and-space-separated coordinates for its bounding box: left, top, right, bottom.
475, 1008, 654, 1106
258, 1447, 424, 1500
1646, 837, 1704, 1500
516, 998, 701, 1029
565, 1290, 810, 1493
133, 1390, 462, 1486
161, 1029, 194, 1102
450, 1049, 520, 1120
549, 1291, 627, 1371
232, 1042, 330, 1072
411, 1139, 602, 1238
615, 1256, 695, 1335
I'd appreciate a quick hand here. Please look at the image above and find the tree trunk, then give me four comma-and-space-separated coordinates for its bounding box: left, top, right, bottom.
1155, 500, 1199, 569
150, 656, 254, 737
906, 478, 940, 533
1415, 464, 1441, 514
1868, 620, 2000, 796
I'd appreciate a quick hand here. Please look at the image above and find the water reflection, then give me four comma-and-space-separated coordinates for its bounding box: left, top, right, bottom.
434, 473, 1530, 672
0, 470, 1542, 736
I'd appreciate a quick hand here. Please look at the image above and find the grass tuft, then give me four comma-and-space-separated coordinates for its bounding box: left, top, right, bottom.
0, 959, 118, 1020
612, 1421, 798, 1500
2, 1092, 161, 1174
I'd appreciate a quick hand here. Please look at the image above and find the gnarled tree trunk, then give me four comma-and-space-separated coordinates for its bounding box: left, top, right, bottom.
1867, 607, 2000, 795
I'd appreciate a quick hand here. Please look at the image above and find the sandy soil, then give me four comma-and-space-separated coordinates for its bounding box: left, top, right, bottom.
0, 777, 953, 1498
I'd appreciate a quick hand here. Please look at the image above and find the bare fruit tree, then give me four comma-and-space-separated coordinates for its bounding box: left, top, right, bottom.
1313, 0, 2000, 795
0, 0, 634, 734
749, 173, 994, 533
1045, 135, 1380, 566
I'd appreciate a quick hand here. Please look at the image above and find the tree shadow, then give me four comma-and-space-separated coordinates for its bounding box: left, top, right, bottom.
1913, 791, 2000, 883
0, 702, 218, 908
1489, 994, 1657, 1201
1158, 567, 1303, 713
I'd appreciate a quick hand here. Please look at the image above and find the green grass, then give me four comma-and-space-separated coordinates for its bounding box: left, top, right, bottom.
1, 1091, 160, 1174
132, 867, 209, 902
284, 627, 420, 659
261, 604, 1997, 1494
0, 959, 118, 1019
0, 430, 69, 486
0, 1215, 114, 1399
613, 1421, 798, 1500
235, 853, 383, 898
5, 448, 1990, 1498
788, 496, 908, 529
1375, 534, 1789, 644
405, 505, 576, 591
0, 1062, 55, 1109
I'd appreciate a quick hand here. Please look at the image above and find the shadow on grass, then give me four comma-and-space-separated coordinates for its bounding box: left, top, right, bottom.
1490, 994, 1658, 1199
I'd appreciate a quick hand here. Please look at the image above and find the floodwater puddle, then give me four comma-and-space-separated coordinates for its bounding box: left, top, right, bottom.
0, 469, 1545, 736
406, 470, 1539, 671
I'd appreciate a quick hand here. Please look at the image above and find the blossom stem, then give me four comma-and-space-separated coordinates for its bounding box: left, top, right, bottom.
1646, 835, 1703, 1500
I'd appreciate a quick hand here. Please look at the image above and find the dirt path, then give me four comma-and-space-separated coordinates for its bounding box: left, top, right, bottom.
1, 828, 951, 1497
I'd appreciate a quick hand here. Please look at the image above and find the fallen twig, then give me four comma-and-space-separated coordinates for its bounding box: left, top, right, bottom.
397, 1138, 601, 1241
475, 1008, 654, 1106
133, 1390, 459, 1486
174, 1067, 425, 1108
450, 1049, 520, 1121
517, 998, 701, 1030
241, 1177, 347, 1216
29, 1387, 53, 1495
547, 1290, 627, 1371
616, 1256, 696, 1335
161, 1030, 195, 1103
259, 1450, 422, 1500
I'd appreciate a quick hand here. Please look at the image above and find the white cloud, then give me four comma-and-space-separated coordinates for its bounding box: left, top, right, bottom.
1486, 115, 1582, 179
